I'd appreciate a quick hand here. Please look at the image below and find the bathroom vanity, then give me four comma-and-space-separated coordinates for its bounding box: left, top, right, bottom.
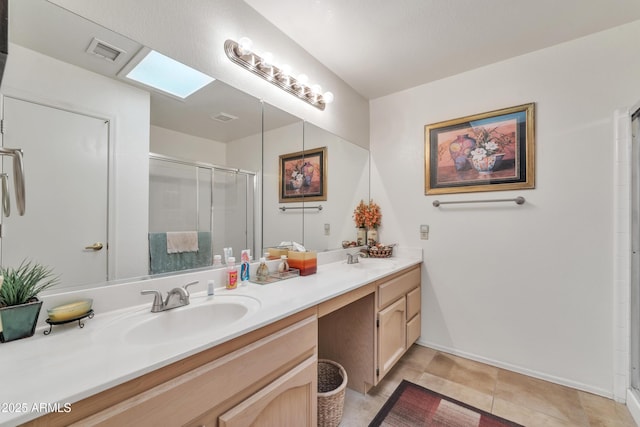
5, 253, 421, 427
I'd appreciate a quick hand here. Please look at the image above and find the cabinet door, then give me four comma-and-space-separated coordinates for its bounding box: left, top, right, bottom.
377, 296, 406, 381
219, 356, 317, 427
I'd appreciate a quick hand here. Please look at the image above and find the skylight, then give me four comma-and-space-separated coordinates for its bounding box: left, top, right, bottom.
124, 50, 214, 99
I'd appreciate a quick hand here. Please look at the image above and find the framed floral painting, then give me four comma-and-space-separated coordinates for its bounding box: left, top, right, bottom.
424, 103, 535, 195
279, 146, 327, 203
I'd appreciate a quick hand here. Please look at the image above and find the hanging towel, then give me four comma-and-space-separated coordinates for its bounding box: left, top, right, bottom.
166, 231, 199, 254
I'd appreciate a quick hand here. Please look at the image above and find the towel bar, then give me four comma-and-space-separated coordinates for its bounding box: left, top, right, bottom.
433, 196, 525, 207
279, 205, 323, 212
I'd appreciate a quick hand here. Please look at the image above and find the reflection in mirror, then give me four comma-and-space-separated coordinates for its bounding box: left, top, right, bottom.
261, 103, 370, 253
262, 103, 304, 252
302, 122, 370, 251
2, 0, 262, 289
148, 155, 256, 275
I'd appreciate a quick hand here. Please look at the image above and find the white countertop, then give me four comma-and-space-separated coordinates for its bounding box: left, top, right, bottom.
0, 250, 421, 426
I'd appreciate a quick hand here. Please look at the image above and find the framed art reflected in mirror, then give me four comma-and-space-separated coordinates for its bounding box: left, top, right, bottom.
279, 146, 327, 203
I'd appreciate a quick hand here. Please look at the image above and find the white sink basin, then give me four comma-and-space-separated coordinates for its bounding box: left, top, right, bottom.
98, 295, 261, 346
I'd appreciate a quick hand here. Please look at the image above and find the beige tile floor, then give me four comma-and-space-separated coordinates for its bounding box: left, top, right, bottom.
339, 345, 637, 427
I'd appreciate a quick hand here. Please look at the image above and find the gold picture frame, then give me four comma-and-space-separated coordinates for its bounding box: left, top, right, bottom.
424, 103, 535, 195
279, 146, 327, 203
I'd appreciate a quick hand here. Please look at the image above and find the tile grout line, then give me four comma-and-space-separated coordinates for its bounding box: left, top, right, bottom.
490, 368, 499, 415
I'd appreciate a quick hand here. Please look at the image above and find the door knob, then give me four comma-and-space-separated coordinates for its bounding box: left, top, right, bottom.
84, 242, 104, 251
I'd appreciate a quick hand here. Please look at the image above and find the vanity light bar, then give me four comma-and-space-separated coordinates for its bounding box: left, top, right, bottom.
224, 39, 333, 111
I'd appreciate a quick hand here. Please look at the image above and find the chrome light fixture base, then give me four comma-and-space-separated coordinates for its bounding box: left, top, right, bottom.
224, 39, 329, 111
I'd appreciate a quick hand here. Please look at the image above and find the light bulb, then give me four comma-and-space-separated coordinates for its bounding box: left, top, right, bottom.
238, 37, 253, 56
311, 84, 322, 94
278, 64, 292, 84
261, 52, 273, 68
323, 92, 334, 104
280, 64, 292, 76
297, 74, 309, 85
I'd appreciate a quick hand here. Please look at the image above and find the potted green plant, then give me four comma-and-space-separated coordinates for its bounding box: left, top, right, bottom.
0, 260, 58, 342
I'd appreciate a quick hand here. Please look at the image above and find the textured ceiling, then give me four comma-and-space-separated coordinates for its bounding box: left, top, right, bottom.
244, 0, 640, 99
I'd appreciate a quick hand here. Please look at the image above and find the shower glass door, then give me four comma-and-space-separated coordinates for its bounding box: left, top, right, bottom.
149, 154, 256, 275
212, 169, 255, 260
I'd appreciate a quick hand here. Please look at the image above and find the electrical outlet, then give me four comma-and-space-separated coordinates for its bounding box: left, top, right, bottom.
324, 223, 330, 236
420, 224, 429, 240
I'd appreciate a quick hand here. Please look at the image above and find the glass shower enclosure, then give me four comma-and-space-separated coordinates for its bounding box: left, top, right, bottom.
148, 154, 256, 275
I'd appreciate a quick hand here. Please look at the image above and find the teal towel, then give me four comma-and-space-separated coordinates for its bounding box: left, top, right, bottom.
149, 232, 212, 275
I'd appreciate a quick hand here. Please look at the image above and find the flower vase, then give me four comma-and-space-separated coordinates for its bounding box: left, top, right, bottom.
449, 134, 476, 171
470, 153, 505, 175
367, 228, 378, 246
356, 228, 366, 246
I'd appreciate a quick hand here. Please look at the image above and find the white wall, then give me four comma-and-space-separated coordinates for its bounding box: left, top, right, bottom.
2, 44, 150, 281
370, 21, 640, 396
150, 125, 226, 164
262, 122, 304, 248
48, 0, 369, 148
302, 123, 369, 250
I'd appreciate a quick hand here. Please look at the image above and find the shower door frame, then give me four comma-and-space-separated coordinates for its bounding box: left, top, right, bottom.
631, 108, 640, 393
149, 152, 257, 262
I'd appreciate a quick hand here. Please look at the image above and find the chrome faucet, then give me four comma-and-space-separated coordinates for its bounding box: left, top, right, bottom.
346, 251, 367, 264
141, 281, 199, 312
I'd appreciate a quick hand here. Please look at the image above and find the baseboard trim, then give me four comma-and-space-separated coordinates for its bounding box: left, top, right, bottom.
417, 339, 613, 399
627, 389, 640, 425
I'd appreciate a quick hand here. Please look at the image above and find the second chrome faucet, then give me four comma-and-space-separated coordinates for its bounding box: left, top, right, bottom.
141, 281, 199, 312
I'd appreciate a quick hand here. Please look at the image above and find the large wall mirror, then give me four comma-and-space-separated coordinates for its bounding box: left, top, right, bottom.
0, 0, 368, 293
261, 115, 370, 252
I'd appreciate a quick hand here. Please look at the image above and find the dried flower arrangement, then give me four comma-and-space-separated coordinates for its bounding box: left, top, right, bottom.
353, 199, 382, 229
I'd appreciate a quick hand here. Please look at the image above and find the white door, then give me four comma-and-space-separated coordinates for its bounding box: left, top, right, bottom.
1, 96, 109, 287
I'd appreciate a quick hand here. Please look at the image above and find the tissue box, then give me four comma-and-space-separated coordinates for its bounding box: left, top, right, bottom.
266, 247, 289, 260
287, 251, 317, 276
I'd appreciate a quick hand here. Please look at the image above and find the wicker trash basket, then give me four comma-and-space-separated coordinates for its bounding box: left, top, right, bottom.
317, 359, 348, 427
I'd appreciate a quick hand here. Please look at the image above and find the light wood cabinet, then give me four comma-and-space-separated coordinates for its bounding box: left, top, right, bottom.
406, 286, 421, 347
377, 296, 407, 380
25, 263, 421, 426
218, 356, 316, 427
318, 264, 421, 393
27, 309, 317, 427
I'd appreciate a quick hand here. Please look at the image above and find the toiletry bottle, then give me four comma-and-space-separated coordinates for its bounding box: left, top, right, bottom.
226, 257, 238, 289
240, 250, 251, 285
223, 247, 233, 265
213, 255, 222, 267
256, 257, 269, 282
207, 280, 215, 296
278, 255, 289, 277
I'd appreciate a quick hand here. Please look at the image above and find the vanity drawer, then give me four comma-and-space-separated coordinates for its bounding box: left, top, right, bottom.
378, 266, 420, 309
406, 286, 421, 320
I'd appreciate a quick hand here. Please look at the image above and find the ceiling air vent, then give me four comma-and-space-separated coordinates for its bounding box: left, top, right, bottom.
211, 112, 238, 123
86, 38, 125, 62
